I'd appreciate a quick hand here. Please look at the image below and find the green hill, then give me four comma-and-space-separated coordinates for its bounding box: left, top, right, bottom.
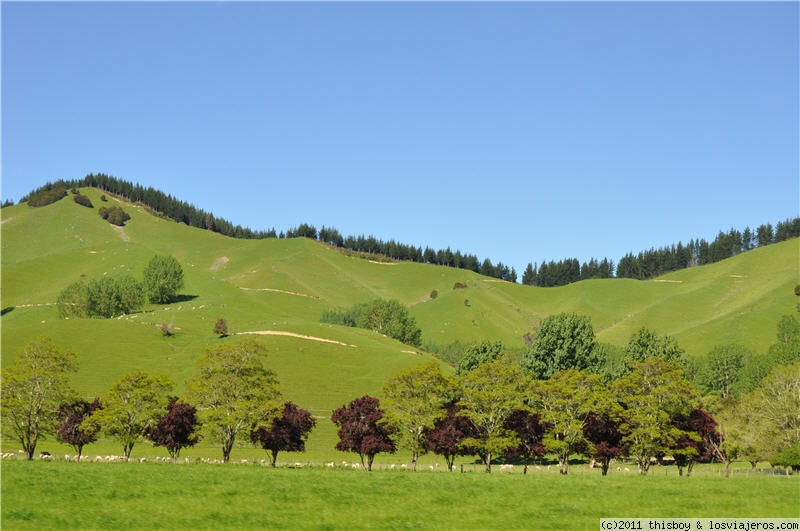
2, 188, 798, 455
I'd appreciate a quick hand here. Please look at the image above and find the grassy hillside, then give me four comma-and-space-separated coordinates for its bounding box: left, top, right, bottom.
2, 189, 797, 455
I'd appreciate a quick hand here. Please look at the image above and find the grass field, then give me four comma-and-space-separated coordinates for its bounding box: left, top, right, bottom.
2, 461, 798, 530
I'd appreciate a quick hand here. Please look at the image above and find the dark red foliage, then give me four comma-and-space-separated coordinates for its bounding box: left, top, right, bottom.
250, 402, 316, 466
503, 409, 547, 474
148, 399, 200, 461
425, 401, 477, 471
56, 398, 102, 459
331, 395, 395, 471
583, 412, 626, 475
672, 407, 721, 475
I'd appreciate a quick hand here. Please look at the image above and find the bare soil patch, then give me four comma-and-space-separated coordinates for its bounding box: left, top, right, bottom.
210, 256, 230, 271
238, 330, 356, 347
239, 287, 319, 300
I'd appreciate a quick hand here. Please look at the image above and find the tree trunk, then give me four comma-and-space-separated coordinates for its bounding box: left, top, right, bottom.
411, 452, 418, 472
366, 454, 374, 472
601, 458, 610, 476
270, 449, 278, 467
222, 440, 234, 463
558, 456, 569, 475
484, 452, 492, 473
724, 459, 731, 478
637, 460, 650, 475
446, 455, 455, 472
123, 442, 134, 461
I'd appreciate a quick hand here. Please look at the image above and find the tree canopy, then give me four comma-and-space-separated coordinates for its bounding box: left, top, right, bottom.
185, 339, 281, 462
331, 395, 395, 471
522, 313, 603, 379
1, 338, 78, 459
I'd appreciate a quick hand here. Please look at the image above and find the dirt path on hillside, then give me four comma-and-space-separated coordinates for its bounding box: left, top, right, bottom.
1, 216, 15, 225
210, 256, 230, 271
239, 287, 320, 300
237, 330, 356, 347
111, 225, 130, 242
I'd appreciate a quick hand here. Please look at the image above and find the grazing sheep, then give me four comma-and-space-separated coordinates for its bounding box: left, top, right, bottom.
326, 462, 335, 468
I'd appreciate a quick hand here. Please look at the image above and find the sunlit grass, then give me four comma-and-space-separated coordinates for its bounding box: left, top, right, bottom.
2, 460, 797, 530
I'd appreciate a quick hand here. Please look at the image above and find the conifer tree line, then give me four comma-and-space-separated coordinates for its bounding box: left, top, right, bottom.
17, 174, 799, 285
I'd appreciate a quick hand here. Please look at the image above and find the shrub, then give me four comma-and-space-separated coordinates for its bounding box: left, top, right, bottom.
73, 194, 93, 208
214, 318, 229, 338
99, 206, 130, 226
430, 290, 438, 300
27, 187, 67, 207
453, 282, 468, 290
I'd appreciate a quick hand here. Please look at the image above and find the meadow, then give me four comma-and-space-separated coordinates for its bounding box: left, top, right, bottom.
2, 189, 799, 530
2, 460, 798, 530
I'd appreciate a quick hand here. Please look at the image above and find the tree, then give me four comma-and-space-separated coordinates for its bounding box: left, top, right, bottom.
456, 340, 504, 375
425, 401, 476, 471
57, 281, 89, 318
85, 276, 145, 318
624, 327, 686, 366
698, 344, 749, 398
583, 411, 626, 476
1, 338, 78, 459
380, 362, 455, 471
355, 298, 422, 347
768, 315, 800, 365
331, 395, 395, 471
250, 401, 316, 467
458, 358, 526, 472
87, 371, 173, 460
671, 407, 720, 477
532, 369, 611, 474
521, 313, 603, 379
148, 399, 201, 463
748, 363, 800, 463
612, 358, 699, 474
143, 254, 185, 305
185, 339, 282, 462
503, 409, 547, 474
56, 398, 102, 461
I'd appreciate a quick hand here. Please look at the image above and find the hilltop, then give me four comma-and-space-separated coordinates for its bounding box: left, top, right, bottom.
1, 187, 797, 411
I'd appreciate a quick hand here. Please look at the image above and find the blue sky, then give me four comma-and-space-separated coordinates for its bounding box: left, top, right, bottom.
2, 2, 798, 275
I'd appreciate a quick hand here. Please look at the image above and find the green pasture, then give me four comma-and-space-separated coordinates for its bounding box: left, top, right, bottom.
2, 460, 798, 530
1, 189, 798, 422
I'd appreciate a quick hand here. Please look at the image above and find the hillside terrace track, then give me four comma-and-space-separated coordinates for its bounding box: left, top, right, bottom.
237, 330, 356, 347
239, 287, 320, 300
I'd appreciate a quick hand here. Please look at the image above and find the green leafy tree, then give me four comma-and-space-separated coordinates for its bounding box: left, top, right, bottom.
458, 358, 526, 472
86, 276, 145, 318
380, 362, 456, 471
521, 313, 603, 379
185, 339, 282, 462
57, 280, 89, 318
1, 338, 78, 459
612, 358, 699, 474
698, 344, 749, 398
456, 340, 504, 375
143, 255, 185, 304
768, 315, 800, 365
86, 371, 173, 460
748, 363, 800, 463
532, 369, 615, 474
624, 327, 686, 366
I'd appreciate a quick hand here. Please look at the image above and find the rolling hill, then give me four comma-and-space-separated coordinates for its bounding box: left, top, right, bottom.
1, 187, 797, 453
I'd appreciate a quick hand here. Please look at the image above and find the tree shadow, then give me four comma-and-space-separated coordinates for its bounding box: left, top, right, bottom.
172, 294, 199, 303
1, 306, 14, 316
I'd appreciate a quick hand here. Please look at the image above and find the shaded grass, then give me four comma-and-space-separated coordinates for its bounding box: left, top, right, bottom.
2, 461, 798, 530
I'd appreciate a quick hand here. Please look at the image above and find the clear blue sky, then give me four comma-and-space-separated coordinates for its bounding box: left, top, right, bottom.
3, 2, 798, 275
